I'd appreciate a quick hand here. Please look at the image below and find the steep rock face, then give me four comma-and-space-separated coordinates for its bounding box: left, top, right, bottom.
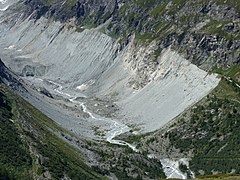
0, 1, 238, 178
0, 9, 220, 132
0, 17, 121, 89
24, 0, 117, 23
19, 0, 240, 69
95, 47, 220, 132
2, 0, 240, 73
0, 58, 25, 92
0, 84, 105, 180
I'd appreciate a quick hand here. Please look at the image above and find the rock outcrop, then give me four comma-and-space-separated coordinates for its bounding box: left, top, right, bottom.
19, 0, 240, 69
0, 58, 25, 92
0, 13, 220, 132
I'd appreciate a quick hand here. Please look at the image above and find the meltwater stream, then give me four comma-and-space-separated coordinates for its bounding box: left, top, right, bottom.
41, 79, 189, 179
35, 78, 187, 179
46, 79, 138, 152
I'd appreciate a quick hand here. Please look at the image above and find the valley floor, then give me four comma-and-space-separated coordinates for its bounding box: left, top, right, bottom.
0, 1, 239, 179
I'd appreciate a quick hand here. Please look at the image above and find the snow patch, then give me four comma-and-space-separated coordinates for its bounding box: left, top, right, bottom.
0, 0, 7, 4
0, 5, 9, 11
4, 45, 15, 50
76, 80, 95, 91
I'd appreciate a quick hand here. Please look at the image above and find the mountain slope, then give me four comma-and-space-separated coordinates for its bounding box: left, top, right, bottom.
121, 73, 240, 177
0, 60, 104, 179
23, 0, 240, 68
0, 0, 239, 179
0, 4, 220, 133
0, 58, 167, 180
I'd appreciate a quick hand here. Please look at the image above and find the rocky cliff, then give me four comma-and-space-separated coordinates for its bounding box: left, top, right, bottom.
0, 12, 220, 132
0, 0, 240, 179
0, 58, 25, 92
22, 0, 240, 69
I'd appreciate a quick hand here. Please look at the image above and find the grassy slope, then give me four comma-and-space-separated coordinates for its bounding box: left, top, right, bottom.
111, 0, 240, 39
0, 85, 104, 180
30, 0, 240, 38
165, 67, 240, 175
195, 174, 240, 180
116, 66, 240, 177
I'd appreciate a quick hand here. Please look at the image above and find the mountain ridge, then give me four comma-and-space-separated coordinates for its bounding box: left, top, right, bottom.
22, 0, 240, 69
0, 0, 239, 179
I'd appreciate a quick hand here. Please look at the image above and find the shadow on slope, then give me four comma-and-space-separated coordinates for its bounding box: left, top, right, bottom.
0, 60, 104, 179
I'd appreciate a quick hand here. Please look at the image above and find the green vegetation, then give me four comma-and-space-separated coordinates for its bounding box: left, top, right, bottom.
133, 0, 160, 7
63, 0, 77, 10
215, 0, 240, 11
0, 85, 104, 179
120, 0, 240, 43
89, 141, 166, 179
135, 32, 157, 42
99, 11, 111, 21
0, 88, 32, 179
166, 77, 240, 175
28, 0, 240, 54
200, 20, 240, 40
212, 64, 240, 83
150, 3, 167, 15
195, 174, 240, 179
109, 150, 165, 179
29, 0, 240, 42
42, 0, 59, 6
